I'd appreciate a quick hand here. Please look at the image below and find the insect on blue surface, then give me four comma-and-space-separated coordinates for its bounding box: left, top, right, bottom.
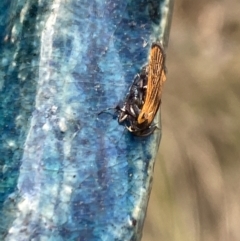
100, 42, 167, 137
0, 0, 173, 240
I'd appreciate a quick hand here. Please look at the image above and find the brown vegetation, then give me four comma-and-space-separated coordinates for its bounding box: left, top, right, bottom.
143, 1, 240, 240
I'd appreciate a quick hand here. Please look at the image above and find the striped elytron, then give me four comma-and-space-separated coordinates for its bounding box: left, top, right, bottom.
137, 42, 166, 128
116, 42, 167, 136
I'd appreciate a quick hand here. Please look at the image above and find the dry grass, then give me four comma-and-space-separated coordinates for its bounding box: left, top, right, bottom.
143, 1, 240, 240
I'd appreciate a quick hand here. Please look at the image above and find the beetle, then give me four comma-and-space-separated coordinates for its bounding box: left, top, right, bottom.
99, 42, 166, 137
116, 42, 166, 136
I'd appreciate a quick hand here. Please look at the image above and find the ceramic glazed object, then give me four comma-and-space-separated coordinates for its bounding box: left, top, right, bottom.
0, 0, 173, 240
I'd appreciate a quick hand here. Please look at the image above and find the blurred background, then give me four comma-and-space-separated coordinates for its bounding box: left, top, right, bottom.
143, 0, 240, 240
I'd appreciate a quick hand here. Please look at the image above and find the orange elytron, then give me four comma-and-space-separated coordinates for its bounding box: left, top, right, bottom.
137, 42, 166, 129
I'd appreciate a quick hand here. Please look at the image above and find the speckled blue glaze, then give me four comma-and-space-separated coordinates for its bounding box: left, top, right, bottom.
0, 0, 173, 240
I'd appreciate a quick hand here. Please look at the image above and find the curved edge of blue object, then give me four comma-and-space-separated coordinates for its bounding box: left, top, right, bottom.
0, 0, 174, 240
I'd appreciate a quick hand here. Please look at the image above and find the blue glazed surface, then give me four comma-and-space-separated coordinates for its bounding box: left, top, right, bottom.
0, 0, 173, 240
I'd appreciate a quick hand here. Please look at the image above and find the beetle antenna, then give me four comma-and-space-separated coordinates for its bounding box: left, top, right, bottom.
97, 107, 117, 116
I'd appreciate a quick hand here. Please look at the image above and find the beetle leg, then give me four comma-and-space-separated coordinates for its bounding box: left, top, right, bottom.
131, 104, 141, 117
132, 74, 140, 86
128, 105, 136, 117
125, 125, 134, 132
134, 125, 158, 137
138, 77, 144, 89
118, 112, 128, 123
